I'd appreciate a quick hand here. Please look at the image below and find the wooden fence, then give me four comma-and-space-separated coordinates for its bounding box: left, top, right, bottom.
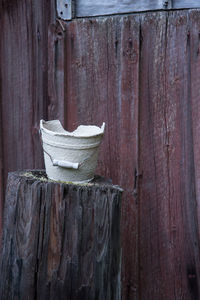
1, 1, 200, 299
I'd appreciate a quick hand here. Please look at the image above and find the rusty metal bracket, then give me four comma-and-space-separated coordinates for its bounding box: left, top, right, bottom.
57, 0, 75, 20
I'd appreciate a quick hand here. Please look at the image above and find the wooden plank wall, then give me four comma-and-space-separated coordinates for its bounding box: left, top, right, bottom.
139, 11, 200, 299
76, 0, 200, 17
63, 10, 200, 299
0, 0, 59, 190
64, 15, 140, 299
0, 0, 3, 240
1, 3, 200, 299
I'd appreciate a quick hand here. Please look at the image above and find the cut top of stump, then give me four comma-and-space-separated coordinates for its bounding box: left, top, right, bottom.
14, 170, 124, 193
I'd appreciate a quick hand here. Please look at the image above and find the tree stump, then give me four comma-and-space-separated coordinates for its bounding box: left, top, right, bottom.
0, 171, 123, 300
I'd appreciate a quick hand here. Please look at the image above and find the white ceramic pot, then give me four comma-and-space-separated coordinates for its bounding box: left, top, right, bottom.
40, 120, 105, 183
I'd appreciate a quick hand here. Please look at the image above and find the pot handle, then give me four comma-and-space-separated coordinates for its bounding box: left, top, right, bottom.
53, 159, 79, 170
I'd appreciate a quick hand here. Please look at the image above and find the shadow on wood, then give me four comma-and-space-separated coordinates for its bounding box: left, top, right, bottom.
0, 171, 123, 300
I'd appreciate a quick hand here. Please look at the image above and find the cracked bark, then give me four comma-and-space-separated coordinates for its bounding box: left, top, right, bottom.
0, 171, 122, 300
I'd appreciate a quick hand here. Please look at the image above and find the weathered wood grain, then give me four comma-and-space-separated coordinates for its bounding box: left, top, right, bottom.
174, 0, 200, 9
0, 171, 122, 300
0, 0, 3, 242
76, 0, 200, 17
63, 10, 200, 299
139, 10, 200, 299
64, 15, 140, 299
139, 11, 179, 298
0, 0, 56, 191
0, 100, 3, 243
189, 10, 200, 245
2, 4, 200, 300
76, 0, 163, 17
48, 21, 66, 122
117, 16, 140, 299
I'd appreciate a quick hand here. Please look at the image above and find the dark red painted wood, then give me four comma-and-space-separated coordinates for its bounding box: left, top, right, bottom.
64, 16, 140, 298
1, 3, 200, 299
139, 11, 200, 299
0, 99, 3, 242
63, 11, 200, 299
0, 0, 3, 241
48, 20, 66, 123
190, 10, 200, 244
0, 0, 56, 190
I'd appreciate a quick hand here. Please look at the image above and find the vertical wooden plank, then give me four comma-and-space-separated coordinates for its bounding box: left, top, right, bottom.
0, 0, 4, 242
119, 16, 140, 300
48, 20, 66, 123
165, 11, 200, 299
0, 98, 3, 243
0, 0, 59, 246
65, 16, 140, 299
0, 0, 55, 187
139, 10, 200, 299
31, 0, 52, 168
139, 12, 171, 298
189, 10, 200, 243
0, 85, 3, 240
65, 17, 114, 178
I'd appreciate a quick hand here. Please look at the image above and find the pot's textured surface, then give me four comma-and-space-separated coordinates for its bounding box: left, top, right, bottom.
40, 120, 105, 183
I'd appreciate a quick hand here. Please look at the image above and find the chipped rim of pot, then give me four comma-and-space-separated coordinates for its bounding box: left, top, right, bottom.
40, 120, 105, 138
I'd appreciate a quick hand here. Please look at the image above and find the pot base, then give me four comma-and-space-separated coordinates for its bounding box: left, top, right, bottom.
47, 175, 94, 184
